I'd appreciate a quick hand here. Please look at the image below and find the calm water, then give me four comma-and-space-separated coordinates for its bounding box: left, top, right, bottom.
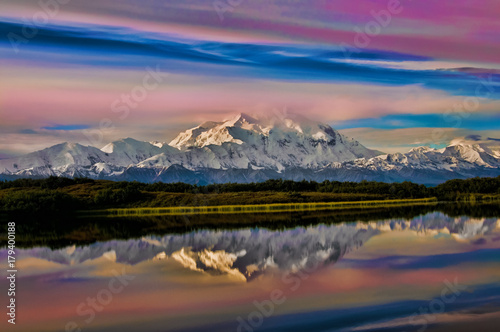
2, 208, 500, 332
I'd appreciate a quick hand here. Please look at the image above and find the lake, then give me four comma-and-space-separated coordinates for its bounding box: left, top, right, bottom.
1, 204, 500, 331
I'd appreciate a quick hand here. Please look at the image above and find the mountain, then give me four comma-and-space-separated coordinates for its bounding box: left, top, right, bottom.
100, 137, 177, 166
338, 138, 500, 184
144, 112, 382, 171
1, 114, 499, 184
0, 138, 175, 179
0, 142, 109, 177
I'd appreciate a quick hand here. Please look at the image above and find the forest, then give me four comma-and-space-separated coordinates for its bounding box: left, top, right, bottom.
0, 176, 499, 214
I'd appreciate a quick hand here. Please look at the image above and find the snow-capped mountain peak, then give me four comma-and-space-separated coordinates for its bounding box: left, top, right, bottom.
450, 135, 500, 158
168, 113, 270, 150
408, 146, 435, 154
0, 142, 107, 174
344, 138, 500, 184
1, 116, 500, 184
164, 112, 382, 170
100, 137, 178, 166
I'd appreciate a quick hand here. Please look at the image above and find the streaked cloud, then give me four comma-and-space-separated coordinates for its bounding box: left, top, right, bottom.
335, 113, 500, 130
0, 0, 499, 153
42, 124, 90, 131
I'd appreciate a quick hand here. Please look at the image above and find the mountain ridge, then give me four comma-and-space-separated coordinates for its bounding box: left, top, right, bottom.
1, 113, 499, 184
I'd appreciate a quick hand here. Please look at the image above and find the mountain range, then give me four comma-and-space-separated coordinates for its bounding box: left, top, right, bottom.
1, 112, 500, 185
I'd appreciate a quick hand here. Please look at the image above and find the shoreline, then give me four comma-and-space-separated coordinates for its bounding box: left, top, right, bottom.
91, 197, 438, 217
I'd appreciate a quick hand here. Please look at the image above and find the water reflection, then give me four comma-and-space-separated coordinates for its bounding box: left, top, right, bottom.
17, 212, 500, 281
7, 202, 500, 249
2, 208, 500, 332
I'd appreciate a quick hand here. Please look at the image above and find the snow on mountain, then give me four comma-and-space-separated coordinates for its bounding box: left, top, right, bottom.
0, 138, 172, 177
1, 114, 499, 184
450, 135, 500, 159
0, 138, 178, 178
149, 141, 169, 149
100, 137, 178, 166
0, 142, 110, 174
349, 140, 500, 172
163, 112, 382, 171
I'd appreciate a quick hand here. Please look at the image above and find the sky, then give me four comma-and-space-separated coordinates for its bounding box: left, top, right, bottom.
1, 0, 500, 157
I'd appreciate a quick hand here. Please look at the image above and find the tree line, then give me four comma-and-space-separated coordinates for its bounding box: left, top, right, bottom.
2, 175, 500, 195
0, 176, 499, 214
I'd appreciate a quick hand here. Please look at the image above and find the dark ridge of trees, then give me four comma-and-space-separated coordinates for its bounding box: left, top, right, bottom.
432, 176, 500, 200
0, 176, 431, 195
0, 177, 94, 190
0, 176, 499, 214
0, 189, 82, 214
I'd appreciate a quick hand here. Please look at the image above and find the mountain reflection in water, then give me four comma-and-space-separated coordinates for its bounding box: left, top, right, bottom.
17, 212, 499, 281
2, 207, 500, 332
